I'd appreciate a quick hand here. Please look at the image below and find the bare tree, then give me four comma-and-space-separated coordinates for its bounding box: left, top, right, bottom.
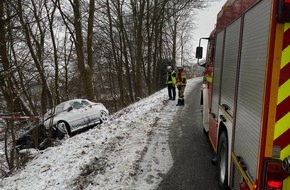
54, 0, 95, 100
16, 0, 54, 113
44, 0, 61, 104
0, 0, 211, 140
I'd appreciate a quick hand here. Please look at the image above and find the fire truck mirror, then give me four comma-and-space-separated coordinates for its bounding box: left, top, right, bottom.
196, 46, 203, 59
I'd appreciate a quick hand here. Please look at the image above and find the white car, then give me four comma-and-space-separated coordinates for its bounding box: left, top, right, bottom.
43, 99, 109, 139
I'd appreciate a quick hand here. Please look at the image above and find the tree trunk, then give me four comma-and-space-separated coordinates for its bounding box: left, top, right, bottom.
131, 0, 146, 99
45, 0, 60, 104
106, 0, 125, 107
71, 0, 95, 100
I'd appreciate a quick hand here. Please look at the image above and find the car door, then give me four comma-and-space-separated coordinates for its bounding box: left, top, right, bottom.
67, 101, 89, 130
81, 100, 96, 122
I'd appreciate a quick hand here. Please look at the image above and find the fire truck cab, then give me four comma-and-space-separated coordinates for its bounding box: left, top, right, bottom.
197, 0, 290, 189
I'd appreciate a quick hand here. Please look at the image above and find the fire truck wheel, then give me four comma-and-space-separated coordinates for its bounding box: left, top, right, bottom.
203, 128, 208, 136
217, 132, 229, 190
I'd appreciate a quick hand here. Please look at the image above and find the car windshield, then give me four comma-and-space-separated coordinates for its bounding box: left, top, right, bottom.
44, 102, 65, 119
71, 101, 82, 109
55, 103, 65, 113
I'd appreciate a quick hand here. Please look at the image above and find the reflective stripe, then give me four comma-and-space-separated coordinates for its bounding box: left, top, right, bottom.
281, 144, 290, 160
281, 45, 290, 68
277, 78, 290, 104
284, 23, 290, 32
274, 112, 290, 139
166, 71, 176, 84
206, 76, 212, 83
274, 23, 290, 161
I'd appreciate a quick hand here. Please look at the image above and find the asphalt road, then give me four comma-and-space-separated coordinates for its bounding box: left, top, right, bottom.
157, 80, 219, 190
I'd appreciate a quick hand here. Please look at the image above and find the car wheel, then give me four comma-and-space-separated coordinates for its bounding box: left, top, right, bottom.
55, 128, 65, 140
99, 110, 108, 123
217, 132, 229, 190
57, 122, 71, 139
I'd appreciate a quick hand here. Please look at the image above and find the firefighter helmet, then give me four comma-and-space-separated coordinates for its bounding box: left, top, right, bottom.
177, 66, 183, 70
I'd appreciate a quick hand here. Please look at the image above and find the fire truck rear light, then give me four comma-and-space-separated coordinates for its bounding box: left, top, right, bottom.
240, 181, 250, 190
266, 180, 282, 189
278, 0, 290, 22
263, 161, 286, 190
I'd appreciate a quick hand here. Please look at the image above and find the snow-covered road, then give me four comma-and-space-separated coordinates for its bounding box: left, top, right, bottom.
0, 78, 202, 190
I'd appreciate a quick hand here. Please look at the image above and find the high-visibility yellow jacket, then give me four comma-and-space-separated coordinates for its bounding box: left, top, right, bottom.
166, 70, 177, 85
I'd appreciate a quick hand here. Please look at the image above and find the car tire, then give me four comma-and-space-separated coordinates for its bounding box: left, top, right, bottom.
217, 132, 229, 190
57, 122, 71, 139
56, 128, 65, 140
99, 110, 108, 123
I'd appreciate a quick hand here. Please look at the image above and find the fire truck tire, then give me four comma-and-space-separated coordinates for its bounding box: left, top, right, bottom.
200, 90, 203, 105
217, 132, 229, 190
203, 128, 208, 136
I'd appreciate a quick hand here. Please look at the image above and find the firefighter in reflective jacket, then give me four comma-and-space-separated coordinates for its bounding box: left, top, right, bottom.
176, 66, 186, 106
166, 66, 176, 100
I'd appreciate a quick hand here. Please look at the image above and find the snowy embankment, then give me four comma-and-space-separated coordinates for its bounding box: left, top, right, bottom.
0, 77, 201, 190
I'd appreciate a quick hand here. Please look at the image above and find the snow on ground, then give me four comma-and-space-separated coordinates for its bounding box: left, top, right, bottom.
0, 78, 202, 190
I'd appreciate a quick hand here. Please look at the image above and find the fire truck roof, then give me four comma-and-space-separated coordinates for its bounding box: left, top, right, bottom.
216, 0, 260, 33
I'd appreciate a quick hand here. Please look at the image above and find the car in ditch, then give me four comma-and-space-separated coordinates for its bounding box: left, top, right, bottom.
42, 99, 109, 139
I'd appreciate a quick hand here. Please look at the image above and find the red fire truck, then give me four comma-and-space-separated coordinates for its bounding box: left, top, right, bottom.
196, 0, 290, 189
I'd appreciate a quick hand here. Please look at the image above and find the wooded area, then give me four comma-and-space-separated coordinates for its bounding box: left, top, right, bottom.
0, 0, 207, 115
0, 0, 209, 173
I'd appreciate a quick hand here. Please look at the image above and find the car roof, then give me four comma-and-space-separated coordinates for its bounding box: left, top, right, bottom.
67, 99, 91, 103
50, 99, 93, 109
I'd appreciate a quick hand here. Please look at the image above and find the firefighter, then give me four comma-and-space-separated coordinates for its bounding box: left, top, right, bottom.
166, 66, 176, 100
176, 66, 186, 106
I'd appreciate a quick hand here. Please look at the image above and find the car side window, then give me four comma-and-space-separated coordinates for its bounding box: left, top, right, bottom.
81, 100, 90, 106
71, 101, 82, 109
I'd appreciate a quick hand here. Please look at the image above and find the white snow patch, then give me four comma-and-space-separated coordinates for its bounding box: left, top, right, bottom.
0, 78, 202, 190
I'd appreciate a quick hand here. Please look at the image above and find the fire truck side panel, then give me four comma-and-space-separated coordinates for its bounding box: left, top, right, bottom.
233, 0, 271, 182
208, 30, 224, 150
220, 17, 241, 117
217, 17, 242, 188
212, 31, 225, 117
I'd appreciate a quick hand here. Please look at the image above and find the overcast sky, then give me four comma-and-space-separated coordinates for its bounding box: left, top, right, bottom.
193, 0, 227, 60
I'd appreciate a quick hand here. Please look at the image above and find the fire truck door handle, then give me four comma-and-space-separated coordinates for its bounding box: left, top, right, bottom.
220, 115, 226, 122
